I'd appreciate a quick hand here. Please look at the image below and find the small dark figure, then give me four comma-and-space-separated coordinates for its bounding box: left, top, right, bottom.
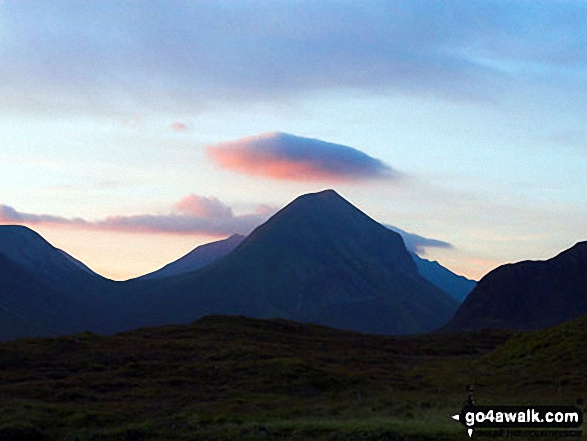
466, 384, 475, 406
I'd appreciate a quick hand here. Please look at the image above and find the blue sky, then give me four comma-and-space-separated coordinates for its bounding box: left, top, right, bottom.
0, 1, 585, 280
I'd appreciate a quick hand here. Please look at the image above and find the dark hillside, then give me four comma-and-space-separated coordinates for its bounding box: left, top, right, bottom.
443, 241, 587, 332
0, 315, 513, 440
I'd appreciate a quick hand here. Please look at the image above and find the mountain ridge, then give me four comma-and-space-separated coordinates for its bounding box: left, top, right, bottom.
442, 241, 587, 332
412, 255, 475, 303
139, 234, 245, 280
0, 225, 125, 339
0, 225, 113, 297
132, 219, 475, 304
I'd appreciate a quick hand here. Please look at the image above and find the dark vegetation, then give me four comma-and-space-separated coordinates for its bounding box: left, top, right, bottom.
1, 314, 584, 440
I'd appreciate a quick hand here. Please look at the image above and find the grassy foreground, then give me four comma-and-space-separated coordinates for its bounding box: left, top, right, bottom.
0, 315, 585, 440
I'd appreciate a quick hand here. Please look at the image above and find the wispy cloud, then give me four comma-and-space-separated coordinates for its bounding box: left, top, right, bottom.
0, 195, 274, 237
386, 225, 453, 255
206, 132, 395, 182
170, 122, 189, 132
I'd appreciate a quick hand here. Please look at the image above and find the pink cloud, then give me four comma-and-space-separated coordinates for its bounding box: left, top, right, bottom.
175, 194, 233, 218
0, 195, 270, 237
254, 204, 279, 216
206, 132, 395, 182
170, 121, 189, 132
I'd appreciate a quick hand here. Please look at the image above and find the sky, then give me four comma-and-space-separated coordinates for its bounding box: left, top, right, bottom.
0, 0, 585, 281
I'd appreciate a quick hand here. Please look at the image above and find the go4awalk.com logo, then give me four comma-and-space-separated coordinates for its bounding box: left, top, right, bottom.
452, 405, 584, 438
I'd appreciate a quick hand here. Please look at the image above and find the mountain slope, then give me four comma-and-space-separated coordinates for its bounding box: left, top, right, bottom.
0, 225, 125, 338
443, 241, 587, 332
0, 315, 513, 440
412, 255, 476, 303
0, 225, 113, 299
0, 250, 95, 339
128, 190, 458, 334
138, 231, 475, 303
139, 234, 245, 279
485, 314, 587, 375
0, 225, 96, 276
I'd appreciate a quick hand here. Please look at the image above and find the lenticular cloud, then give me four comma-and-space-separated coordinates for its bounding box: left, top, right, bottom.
206, 132, 395, 182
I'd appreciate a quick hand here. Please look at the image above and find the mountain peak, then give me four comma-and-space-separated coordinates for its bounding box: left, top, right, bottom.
302, 189, 342, 199
265, 189, 375, 226
138, 190, 458, 335
241, 190, 411, 271
286, 189, 347, 209
0, 224, 100, 281
0, 225, 58, 260
0, 224, 48, 243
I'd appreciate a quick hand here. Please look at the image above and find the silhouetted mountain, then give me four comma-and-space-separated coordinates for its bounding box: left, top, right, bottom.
443, 241, 587, 332
0, 250, 96, 340
412, 255, 476, 303
0, 225, 112, 298
140, 234, 245, 279
0, 193, 466, 339
128, 190, 458, 334
0, 225, 121, 339
139, 230, 474, 303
